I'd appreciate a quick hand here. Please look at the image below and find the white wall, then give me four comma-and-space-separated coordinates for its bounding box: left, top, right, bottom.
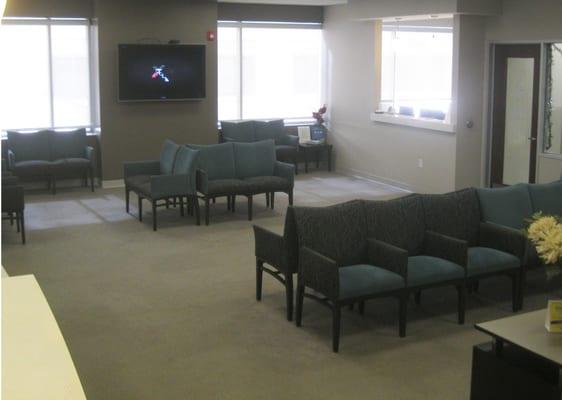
324, 5, 457, 193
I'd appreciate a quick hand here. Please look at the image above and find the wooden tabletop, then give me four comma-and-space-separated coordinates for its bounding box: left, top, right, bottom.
2, 275, 87, 400
475, 309, 562, 367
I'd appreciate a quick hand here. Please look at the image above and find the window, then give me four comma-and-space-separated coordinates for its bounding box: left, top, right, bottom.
0, 18, 98, 132
380, 21, 453, 120
218, 22, 323, 122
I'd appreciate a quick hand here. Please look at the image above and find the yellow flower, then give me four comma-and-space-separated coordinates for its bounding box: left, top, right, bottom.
530, 218, 562, 265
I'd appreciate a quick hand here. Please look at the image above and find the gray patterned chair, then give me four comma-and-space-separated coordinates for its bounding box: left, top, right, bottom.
293, 200, 408, 353
124, 140, 200, 231
421, 188, 527, 311
253, 207, 298, 321
364, 195, 468, 323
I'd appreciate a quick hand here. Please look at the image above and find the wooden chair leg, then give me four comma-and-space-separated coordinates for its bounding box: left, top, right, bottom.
90, 167, 94, 192
519, 268, 526, 311
247, 195, 253, 221
332, 305, 341, 353
138, 196, 143, 221
270, 192, 275, 209
266, 192, 270, 207
152, 201, 157, 231
231, 195, 236, 212
457, 285, 466, 324
16, 213, 20, 232
399, 294, 407, 337
20, 211, 26, 244
194, 196, 201, 226
358, 301, 365, 315
285, 273, 294, 321
204, 197, 210, 226
512, 274, 519, 312
9, 212, 14, 226
288, 190, 293, 206
295, 284, 305, 327
179, 197, 184, 217
414, 290, 422, 305
125, 187, 130, 213
256, 259, 263, 301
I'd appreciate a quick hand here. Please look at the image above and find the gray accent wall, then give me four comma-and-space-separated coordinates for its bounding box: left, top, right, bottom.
94, 0, 218, 180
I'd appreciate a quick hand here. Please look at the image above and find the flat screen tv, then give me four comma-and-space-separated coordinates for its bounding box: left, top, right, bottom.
118, 44, 206, 102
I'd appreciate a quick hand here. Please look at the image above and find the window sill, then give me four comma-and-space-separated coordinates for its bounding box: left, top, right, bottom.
370, 113, 456, 133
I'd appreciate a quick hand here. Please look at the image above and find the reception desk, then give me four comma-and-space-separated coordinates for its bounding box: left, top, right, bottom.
2, 275, 87, 400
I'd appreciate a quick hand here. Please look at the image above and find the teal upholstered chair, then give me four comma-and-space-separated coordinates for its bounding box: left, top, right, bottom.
423, 188, 526, 311
476, 184, 534, 230
124, 140, 200, 230
233, 140, 294, 212
189, 142, 252, 225
293, 200, 407, 352
220, 119, 300, 174
364, 194, 468, 324
528, 180, 562, 216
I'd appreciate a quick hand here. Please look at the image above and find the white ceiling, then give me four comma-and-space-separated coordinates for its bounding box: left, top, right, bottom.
218, 0, 347, 5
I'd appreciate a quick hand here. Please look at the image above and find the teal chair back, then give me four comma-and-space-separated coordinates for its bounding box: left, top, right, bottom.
476, 184, 533, 230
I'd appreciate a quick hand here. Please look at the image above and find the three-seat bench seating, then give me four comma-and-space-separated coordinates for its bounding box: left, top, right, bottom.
253, 184, 553, 352
124, 139, 296, 229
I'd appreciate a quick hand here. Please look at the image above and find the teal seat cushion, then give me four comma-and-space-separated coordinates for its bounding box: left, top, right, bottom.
407, 256, 465, 287
476, 184, 533, 229
467, 247, 520, 277
160, 140, 180, 175
339, 264, 405, 300
189, 142, 236, 180
233, 140, 276, 179
49, 128, 87, 160
255, 119, 285, 144
7, 130, 52, 162
221, 120, 256, 142
528, 181, 562, 216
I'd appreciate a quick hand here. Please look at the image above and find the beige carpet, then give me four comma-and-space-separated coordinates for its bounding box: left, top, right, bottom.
2, 172, 560, 400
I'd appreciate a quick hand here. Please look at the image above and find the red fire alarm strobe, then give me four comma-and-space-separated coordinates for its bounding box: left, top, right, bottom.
207, 31, 216, 41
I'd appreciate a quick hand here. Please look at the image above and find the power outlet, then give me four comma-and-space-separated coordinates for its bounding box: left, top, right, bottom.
418, 158, 424, 168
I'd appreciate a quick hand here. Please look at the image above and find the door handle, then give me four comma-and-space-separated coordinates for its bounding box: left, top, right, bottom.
527, 137, 537, 141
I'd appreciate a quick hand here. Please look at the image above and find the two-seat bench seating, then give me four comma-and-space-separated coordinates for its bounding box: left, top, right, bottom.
6, 129, 95, 193
254, 181, 562, 352
188, 140, 294, 225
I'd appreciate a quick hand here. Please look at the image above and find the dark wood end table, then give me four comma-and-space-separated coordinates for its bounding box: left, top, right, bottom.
298, 143, 332, 173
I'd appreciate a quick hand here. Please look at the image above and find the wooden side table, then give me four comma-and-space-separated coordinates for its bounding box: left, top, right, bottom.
298, 143, 332, 173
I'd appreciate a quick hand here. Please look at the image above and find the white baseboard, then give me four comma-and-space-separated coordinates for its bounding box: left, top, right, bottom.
337, 167, 414, 193
102, 179, 124, 189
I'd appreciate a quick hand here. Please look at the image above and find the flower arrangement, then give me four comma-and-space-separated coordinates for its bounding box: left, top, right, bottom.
526, 213, 562, 265
312, 105, 327, 125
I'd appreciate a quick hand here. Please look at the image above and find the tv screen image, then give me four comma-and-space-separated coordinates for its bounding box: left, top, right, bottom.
118, 44, 206, 102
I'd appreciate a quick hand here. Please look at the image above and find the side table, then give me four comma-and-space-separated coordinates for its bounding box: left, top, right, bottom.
298, 143, 332, 173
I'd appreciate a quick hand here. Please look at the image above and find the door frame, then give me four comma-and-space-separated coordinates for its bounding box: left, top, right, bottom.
488, 43, 541, 186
